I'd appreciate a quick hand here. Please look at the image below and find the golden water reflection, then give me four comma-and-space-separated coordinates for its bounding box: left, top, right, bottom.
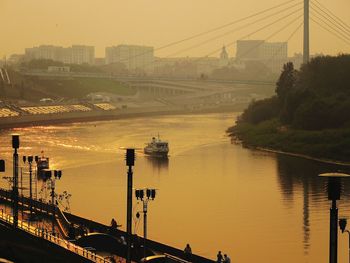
1, 113, 350, 262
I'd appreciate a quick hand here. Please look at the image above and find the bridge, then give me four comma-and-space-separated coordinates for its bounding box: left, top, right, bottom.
13, 0, 349, 106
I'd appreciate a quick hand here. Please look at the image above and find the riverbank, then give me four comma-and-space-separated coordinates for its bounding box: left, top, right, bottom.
0, 103, 246, 129
254, 146, 350, 166
228, 119, 350, 166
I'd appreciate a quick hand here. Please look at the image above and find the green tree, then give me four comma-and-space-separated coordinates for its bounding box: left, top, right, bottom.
276, 62, 296, 100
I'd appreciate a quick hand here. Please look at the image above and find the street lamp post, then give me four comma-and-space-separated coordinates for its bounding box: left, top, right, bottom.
43, 169, 62, 236
319, 172, 350, 263
339, 218, 350, 263
12, 134, 20, 228
23, 155, 34, 216
135, 188, 156, 257
125, 148, 135, 263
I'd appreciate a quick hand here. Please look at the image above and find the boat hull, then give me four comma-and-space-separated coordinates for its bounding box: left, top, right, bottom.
144, 149, 168, 158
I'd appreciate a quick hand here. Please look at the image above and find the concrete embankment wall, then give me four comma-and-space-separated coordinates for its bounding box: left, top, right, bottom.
0, 106, 175, 129
0, 104, 244, 129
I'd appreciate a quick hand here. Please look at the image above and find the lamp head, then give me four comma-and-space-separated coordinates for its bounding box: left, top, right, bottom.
339, 218, 347, 233
12, 134, 20, 149
151, 189, 156, 200
319, 173, 350, 200
0, 160, 5, 172
43, 169, 52, 180
125, 149, 135, 166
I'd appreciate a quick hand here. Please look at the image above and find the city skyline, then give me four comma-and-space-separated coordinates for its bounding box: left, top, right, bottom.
1, 0, 349, 58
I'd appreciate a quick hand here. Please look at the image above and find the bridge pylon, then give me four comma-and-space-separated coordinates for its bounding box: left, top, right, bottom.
303, 0, 310, 64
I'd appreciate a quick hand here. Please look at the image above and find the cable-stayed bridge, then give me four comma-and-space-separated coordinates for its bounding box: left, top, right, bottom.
152, 0, 349, 64
12, 0, 350, 103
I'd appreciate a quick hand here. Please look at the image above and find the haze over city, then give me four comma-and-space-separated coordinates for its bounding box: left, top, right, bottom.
1, 0, 350, 58
1, 0, 350, 262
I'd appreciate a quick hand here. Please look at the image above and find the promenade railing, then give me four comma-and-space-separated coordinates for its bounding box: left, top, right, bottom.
0, 210, 112, 263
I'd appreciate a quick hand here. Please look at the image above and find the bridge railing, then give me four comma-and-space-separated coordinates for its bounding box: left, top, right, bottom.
0, 210, 111, 263
0, 188, 71, 238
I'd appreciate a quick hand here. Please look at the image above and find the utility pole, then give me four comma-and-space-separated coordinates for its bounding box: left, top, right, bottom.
303, 0, 310, 64
12, 135, 19, 228
126, 149, 135, 263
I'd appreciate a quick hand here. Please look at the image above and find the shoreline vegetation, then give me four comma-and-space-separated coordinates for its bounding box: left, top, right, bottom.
227, 55, 350, 165
227, 120, 350, 166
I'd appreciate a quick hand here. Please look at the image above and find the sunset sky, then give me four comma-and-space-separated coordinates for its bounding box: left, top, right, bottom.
1, 0, 349, 58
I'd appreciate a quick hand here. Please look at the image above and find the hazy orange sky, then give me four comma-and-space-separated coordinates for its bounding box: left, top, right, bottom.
1, 0, 349, 58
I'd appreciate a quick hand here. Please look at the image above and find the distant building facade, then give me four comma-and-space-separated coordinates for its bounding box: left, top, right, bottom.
94, 58, 106, 66
153, 57, 221, 78
105, 45, 154, 73
25, 45, 95, 64
70, 45, 94, 64
236, 40, 288, 73
7, 54, 25, 65
47, 66, 70, 73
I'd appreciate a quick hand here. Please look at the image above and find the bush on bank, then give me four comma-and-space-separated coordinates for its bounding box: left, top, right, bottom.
228, 119, 350, 162
228, 54, 350, 162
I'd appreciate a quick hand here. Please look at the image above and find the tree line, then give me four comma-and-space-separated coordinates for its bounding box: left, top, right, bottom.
238, 54, 350, 130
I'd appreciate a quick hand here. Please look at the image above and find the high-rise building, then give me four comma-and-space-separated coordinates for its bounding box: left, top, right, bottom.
236, 40, 288, 73
105, 45, 154, 73
236, 40, 287, 60
25, 45, 62, 61
70, 45, 94, 64
236, 40, 265, 60
24, 45, 95, 64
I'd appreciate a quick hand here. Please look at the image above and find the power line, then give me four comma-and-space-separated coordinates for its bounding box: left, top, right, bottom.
197, 9, 303, 60
249, 21, 303, 78
235, 14, 303, 62
153, 0, 301, 52
270, 21, 303, 61
165, 4, 303, 58
310, 10, 350, 42
310, 17, 350, 45
310, 5, 350, 38
311, 0, 350, 32
310, 2, 350, 35
108, 0, 302, 65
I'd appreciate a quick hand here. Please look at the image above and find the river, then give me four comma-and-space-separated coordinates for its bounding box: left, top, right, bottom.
1, 113, 350, 262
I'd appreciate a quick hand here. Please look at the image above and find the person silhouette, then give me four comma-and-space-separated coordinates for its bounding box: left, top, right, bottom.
217, 251, 223, 262
223, 254, 231, 263
184, 243, 192, 260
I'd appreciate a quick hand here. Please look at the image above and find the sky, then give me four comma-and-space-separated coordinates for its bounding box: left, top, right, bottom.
1, 0, 349, 58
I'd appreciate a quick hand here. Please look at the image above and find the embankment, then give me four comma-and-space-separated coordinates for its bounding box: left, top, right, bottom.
0, 103, 246, 129
228, 119, 350, 166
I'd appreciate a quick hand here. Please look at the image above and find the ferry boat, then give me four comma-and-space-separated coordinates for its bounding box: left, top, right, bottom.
144, 136, 169, 157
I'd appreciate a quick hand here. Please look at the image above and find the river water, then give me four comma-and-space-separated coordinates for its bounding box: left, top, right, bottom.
1, 113, 350, 263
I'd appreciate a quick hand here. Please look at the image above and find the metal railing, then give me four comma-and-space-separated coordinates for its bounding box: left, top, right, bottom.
0, 188, 70, 237
0, 210, 111, 263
